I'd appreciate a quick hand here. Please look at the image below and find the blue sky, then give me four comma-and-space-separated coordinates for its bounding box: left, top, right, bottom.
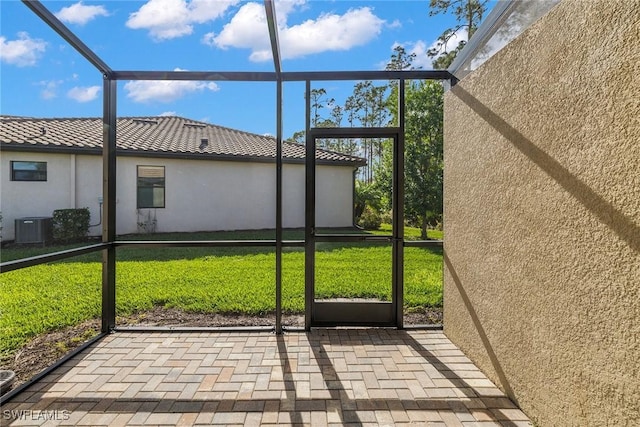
1, 0, 493, 138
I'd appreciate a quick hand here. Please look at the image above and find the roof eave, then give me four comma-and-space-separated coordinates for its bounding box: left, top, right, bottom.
0, 143, 366, 167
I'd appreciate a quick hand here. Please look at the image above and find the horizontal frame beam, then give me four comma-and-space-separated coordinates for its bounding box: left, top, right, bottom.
0, 239, 436, 274
115, 240, 277, 248
112, 71, 278, 81
283, 70, 452, 81
0, 243, 109, 273
314, 234, 392, 243
109, 71, 452, 82
0, 240, 308, 275
403, 240, 444, 248
115, 326, 275, 333
114, 240, 306, 248
309, 127, 402, 139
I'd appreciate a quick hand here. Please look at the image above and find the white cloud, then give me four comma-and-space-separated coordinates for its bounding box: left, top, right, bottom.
158, 111, 177, 116
55, 2, 109, 25
387, 19, 401, 29
203, 2, 269, 59
439, 29, 468, 51
275, 0, 306, 24
403, 40, 431, 69
38, 80, 64, 100
206, 2, 384, 62
67, 86, 101, 102
126, 0, 240, 41
425, 28, 468, 67
390, 30, 469, 69
124, 69, 220, 103
282, 7, 384, 59
0, 32, 47, 67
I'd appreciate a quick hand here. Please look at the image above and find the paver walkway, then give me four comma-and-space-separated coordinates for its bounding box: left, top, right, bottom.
2, 329, 531, 426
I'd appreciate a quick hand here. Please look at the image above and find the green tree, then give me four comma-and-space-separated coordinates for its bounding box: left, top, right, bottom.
386, 45, 418, 72
376, 50, 444, 239
284, 80, 390, 172
285, 130, 306, 145
386, 45, 418, 126
345, 81, 389, 183
403, 80, 444, 238
428, 0, 488, 69
310, 88, 334, 127
285, 88, 338, 149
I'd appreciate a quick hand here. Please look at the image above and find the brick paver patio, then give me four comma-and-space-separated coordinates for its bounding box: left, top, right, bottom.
1, 329, 531, 426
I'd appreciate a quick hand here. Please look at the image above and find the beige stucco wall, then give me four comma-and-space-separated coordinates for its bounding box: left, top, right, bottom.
443, 1, 639, 426
1, 152, 356, 239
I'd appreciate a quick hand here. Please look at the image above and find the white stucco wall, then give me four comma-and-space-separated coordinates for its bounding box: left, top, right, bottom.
281, 164, 356, 229
316, 165, 355, 228
115, 157, 278, 234
74, 155, 103, 234
0, 151, 357, 240
0, 152, 104, 241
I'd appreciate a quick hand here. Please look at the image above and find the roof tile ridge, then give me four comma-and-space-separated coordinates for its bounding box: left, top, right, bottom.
316, 145, 364, 159
0, 116, 101, 122
200, 120, 275, 141
282, 139, 365, 161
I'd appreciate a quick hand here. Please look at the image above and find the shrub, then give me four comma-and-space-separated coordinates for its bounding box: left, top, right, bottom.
354, 181, 383, 220
380, 210, 392, 225
52, 208, 90, 242
358, 206, 382, 230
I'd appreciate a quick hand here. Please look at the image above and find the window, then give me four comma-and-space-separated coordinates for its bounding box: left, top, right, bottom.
137, 165, 165, 208
11, 161, 47, 181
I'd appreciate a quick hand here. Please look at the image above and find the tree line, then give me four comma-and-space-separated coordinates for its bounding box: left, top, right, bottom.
285, 0, 486, 239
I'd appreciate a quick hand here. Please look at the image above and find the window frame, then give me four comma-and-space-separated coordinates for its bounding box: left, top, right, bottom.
10, 161, 48, 182
136, 165, 166, 209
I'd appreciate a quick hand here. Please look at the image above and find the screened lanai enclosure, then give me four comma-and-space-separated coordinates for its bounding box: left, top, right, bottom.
3, 1, 637, 425
1, 0, 456, 393
1, 0, 456, 342
1, 0, 556, 387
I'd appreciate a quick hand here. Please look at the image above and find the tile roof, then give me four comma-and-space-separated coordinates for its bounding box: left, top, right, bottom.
0, 116, 366, 166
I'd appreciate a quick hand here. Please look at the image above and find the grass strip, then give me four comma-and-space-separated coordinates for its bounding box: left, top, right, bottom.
0, 227, 442, 359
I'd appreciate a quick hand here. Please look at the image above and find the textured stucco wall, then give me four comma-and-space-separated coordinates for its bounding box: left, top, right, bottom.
443, 1, 639, 426
0, 152, 77, 240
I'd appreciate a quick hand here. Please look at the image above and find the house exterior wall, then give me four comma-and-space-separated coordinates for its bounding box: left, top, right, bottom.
1, 152, 356, 240
0, 152, 104, 240
281, 164, 355, 229
443, 1, 639, 426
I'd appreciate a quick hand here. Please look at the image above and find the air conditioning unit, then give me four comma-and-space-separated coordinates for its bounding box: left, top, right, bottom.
15, 217, 53, 245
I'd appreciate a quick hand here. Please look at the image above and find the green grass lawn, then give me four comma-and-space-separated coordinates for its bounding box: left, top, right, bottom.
0, 226, 442, 359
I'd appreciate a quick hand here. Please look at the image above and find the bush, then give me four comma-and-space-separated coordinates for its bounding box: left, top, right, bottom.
52, 208, 90, 242
358, 206, 382, 230
380, 210, 392, 225
354, 181, 382, 220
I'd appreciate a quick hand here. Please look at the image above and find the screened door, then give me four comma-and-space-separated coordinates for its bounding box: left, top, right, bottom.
305, 127, 404, 328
